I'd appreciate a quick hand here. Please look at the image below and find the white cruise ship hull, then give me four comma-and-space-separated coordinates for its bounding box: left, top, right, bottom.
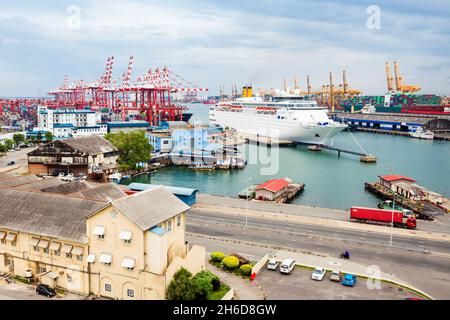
210, 109, 346, 145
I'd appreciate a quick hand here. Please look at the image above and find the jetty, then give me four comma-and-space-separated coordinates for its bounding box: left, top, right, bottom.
253, 178, 304, 203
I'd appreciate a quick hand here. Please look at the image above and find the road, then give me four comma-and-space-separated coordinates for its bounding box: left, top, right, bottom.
0, 147, 33, 169
186, 208, 450, 299
197, 194, 450, 234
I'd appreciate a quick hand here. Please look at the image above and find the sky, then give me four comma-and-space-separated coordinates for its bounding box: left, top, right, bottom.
0, 0, 449, 97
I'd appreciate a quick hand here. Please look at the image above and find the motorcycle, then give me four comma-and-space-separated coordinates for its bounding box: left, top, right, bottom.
340, 251, 350, 260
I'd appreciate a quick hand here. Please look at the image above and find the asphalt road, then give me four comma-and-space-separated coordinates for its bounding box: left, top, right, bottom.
0, 147, 33, 169
188, 210, 450, 255
186, 209, 450, 299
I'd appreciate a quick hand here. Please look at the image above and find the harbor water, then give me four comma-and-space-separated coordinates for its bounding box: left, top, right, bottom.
123, 103, 450, 210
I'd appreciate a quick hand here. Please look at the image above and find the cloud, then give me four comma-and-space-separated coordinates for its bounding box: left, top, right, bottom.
0, 0, 449, 96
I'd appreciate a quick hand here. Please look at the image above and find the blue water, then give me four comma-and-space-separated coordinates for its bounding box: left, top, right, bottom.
125, 104, 450, 210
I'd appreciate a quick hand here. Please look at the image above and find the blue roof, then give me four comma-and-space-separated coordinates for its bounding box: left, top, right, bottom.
149, 226, 167, 236
53, 124, 74, 128
127, 183, 198, 196
107, 121, 150, 128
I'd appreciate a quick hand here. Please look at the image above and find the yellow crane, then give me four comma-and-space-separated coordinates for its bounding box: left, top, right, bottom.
392, 61, 421, 93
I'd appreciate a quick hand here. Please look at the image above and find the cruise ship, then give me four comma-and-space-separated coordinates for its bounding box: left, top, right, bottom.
209, 87, 347, 144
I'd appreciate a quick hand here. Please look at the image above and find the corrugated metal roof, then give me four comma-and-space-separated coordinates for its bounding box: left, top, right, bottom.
111, 186, 190, 230
62, 135, 117, 155
335, 113, 449, 125
379, 175, 416, 182
256, 178, 290, 193
41, 181, 89, 194
127, 183, 198, 196
75, 183, 127, 201
0, 175, 40, 187
0, 188, 108, 243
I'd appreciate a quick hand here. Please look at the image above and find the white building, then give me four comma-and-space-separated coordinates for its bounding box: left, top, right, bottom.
37, 106, 106, 138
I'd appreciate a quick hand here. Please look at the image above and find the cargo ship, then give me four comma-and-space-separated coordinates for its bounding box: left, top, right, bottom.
341, 93, 450, 115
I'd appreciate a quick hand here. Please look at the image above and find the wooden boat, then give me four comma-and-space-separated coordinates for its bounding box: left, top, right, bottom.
188, 163, 216, 171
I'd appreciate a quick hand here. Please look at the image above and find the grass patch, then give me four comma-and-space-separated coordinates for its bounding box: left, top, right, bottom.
12, 275, 32, 285
207, 284, 231, 300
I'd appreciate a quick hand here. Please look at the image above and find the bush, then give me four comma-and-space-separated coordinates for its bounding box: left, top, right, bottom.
192, 270, 219, 299
231, 252, 250, 266
222, 256, 239, 270
211, 252, 225, 262
211, 277, 221, 291
239, 264, 252, 276
166, 268, 198, 300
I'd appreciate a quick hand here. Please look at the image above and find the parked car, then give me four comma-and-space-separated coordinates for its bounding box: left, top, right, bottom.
267, 259, 279, 271
279, 258, 295, 274
342, 274, 357, 287
6, 161, 15, 165
329, 270, 342, 282
58, 172, 65, 178
36, 284, 56, 298
311, 267, 326, 281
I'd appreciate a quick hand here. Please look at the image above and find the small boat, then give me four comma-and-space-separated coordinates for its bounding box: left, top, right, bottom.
188, 163, 216, 171
410, 127, 434, 140
308, 145, 321, 152
216, 159, 231, 169
108, 172, 122, 183
360, 154, 377, 163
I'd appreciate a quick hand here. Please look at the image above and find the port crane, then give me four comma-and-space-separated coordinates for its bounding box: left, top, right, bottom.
385, 61, 421, 93
43, 56, 208, 126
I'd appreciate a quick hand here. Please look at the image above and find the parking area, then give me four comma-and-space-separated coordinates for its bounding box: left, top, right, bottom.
255, 266, 424, 300
0, 282, 83, 300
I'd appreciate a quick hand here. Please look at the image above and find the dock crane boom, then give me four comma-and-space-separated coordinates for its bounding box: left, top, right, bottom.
385, 62, 395, 92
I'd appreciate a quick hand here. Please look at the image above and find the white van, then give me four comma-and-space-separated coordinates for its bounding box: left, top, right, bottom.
279, 258, 295, 274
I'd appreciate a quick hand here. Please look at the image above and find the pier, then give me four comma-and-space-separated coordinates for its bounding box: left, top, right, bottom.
364, 182, 446, 220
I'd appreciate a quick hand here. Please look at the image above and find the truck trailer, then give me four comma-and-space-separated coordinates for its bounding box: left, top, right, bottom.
350, 206, 417, 229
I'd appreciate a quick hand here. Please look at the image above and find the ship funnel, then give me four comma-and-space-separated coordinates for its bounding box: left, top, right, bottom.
242, 85, 253, 98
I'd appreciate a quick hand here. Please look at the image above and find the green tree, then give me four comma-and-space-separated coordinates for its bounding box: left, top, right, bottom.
44, 131, 54, 142
36, 132, 43, 142
166, 268, 199, 300
191, 270, 220, 299
105, 130, 153, 171
3, 139, 14, 151
0, 143, 6, 152
13, 133, 25, 146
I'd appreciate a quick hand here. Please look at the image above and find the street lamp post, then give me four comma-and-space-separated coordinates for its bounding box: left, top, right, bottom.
245, 177, 252, 227
390, 192, 395, 247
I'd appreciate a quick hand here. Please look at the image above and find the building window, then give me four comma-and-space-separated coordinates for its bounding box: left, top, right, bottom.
54, 250, 60, 256
11, 242, 16, 247
43, 248, 49, 254
98, 234, 105, 240
33, 246, 40, 252
1, 239, 5, 245
127, 289, 134, 298
105, 284, 112, 292
177, 215, 181, 227
66, 253, 72, 259
67, 275, 72, 282
167, 219, 172, 232
77, 255, 83, 261
38, 267, 47, 274
124, 239, 131, 245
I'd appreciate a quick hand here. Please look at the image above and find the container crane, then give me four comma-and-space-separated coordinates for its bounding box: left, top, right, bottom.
393, 61, 421, 93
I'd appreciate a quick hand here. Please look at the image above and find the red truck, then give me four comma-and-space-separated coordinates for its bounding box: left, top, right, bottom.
350, 206, 417, 229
